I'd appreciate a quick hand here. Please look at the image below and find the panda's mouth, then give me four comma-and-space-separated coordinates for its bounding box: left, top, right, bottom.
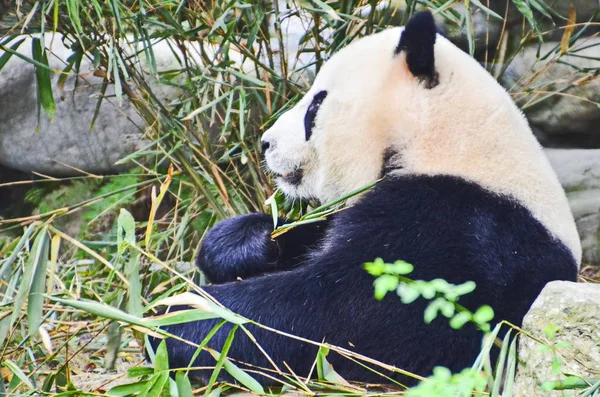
276, 168, 304, 186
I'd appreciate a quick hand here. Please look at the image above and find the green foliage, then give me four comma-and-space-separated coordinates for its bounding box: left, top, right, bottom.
405, 366, 488, 397
26, 180, 100, 214
364, 258, 518, 396
364, 258, 495, 331
23, 173, 142, 241
83, 174, 141, 224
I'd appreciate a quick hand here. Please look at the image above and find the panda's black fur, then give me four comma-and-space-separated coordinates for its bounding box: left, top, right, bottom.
153, 176, 576, 384
149, 12, 578, 385
196, 213, 330, 284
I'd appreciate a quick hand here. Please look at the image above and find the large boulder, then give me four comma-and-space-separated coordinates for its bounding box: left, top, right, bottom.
514, 281, 600, 396
545, 149, 600, 265
0, 35, 151, 175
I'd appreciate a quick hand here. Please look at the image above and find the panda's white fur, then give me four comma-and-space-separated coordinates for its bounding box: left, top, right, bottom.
262, 27, 582, 264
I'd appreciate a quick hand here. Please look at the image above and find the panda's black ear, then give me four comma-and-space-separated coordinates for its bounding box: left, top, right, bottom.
394, 11, 439, 89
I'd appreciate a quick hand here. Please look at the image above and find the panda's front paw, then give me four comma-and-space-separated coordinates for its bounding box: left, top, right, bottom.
196, 213, 280, 283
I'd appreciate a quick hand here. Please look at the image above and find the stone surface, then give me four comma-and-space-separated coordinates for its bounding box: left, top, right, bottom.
546, 149, 600, 191
502, 38, 600, 148
514, 281, 600, 397
546, 149, 600, 265
0, 34, 150, 175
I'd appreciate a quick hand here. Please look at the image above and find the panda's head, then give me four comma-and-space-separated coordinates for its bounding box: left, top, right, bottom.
261, 11, 582, 263
260, 12, 448, 203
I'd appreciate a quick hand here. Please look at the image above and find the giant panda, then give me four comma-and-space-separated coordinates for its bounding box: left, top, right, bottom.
151, 11, 580, 385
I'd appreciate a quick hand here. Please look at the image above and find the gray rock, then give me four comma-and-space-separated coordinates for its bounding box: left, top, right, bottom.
545, 149, 600, 265
514, 281, 600, 397
502, 38, 600, 147
0, 34, 149, 175
546, 149, 600, 191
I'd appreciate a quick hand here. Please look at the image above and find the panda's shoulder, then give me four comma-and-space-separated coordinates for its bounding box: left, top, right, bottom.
344, 175, 509, 218
332, 174, 566, 248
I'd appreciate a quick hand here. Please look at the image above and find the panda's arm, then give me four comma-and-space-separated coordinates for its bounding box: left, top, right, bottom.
196, 213, 330, 284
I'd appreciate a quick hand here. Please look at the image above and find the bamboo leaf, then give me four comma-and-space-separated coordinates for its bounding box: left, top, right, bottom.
0, 38, 25, 71
2, 360, 34, 390
528, 0, 553, 19
127, 367, 154, 378
48, 296, 148, 328
204, 326, 245, 397
56, 51, 81, 98
305, 0, 343, 22
154, 340, 170, 374
182, 92, 231, 121
512, 0, 542, 38
491, 330, 512, 397
0, 316, 12, 354
32, 38, 56, 121
126, 252, 143, 317
27, 226, 50, 335
38, 325, 53, 354
141, 372, 169, 397
150, 293, 248, 325
47, 234, 61, 295
175, 372, 194, 397
118, 209, 137, 249
316, 346, 349, 385
108, 380, 149, 396
204, 324, 265, 397
65, 0, 84, 36
472, 323, 502, 372
145, 165, 173, 248
503, 334, 518, 397
222, 357, 265, 394
264, 190, 279, 229
0, 224, 37, 282
227, 69, 267, 87
560, 5, 576, 55
106, 320, 123, 370
186, 320, 226, 370
464, 1, 476, 56
108, 0, 123, 32
10, 226, 48, 331
579, 379, 600, 397
470, 0, 503, 20
209, 8, 233, 35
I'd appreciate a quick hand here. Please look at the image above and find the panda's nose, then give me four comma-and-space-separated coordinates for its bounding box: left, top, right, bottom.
261, 140, 271, 154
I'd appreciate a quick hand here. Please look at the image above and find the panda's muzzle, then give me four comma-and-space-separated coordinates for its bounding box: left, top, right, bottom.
278, 168, 303, 186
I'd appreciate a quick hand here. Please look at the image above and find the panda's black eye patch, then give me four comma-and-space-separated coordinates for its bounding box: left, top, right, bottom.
304, 90, 328, 141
